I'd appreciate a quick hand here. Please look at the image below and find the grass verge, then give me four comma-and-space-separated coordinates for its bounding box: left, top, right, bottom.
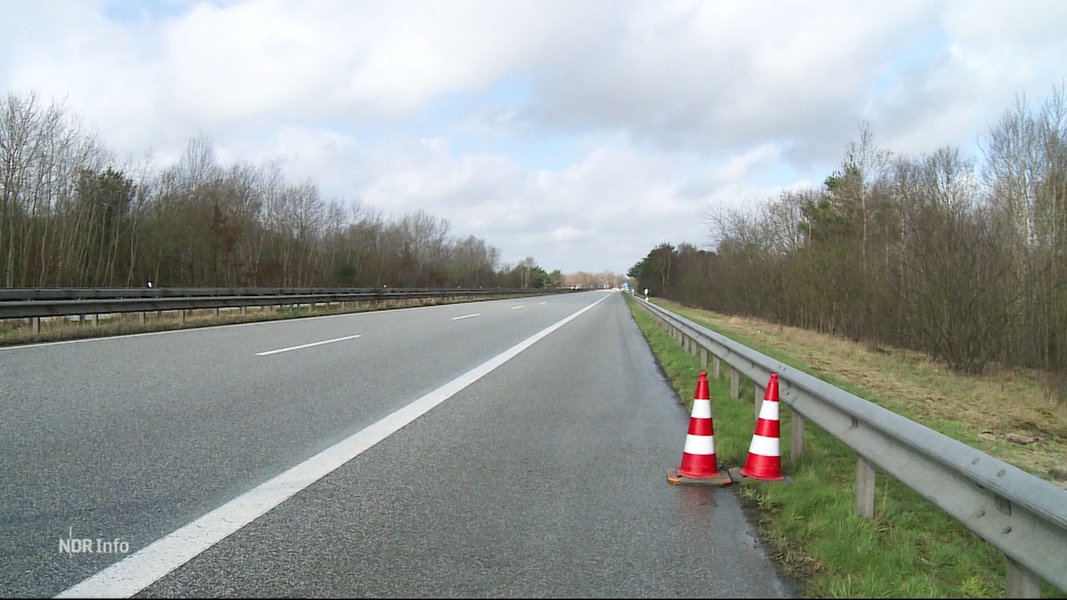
625, 295, 1066, 598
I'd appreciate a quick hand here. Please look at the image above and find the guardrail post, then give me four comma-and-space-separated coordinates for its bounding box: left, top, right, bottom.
699, 347, 708, 370
730, 369, 739, 399
755, 383, 763, 418
1005, 556, 1042, 598
180, 309, 186, 325
790, 410, 805, 460
91, 314, 98, 327
712, 356, 721, 379
138, 312, 145, 325
856, 456, 876, 519
32, 317, 40, 333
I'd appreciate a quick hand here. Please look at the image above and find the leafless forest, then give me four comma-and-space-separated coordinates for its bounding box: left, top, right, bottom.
0, 90, 586, 292
630, 87, 1067, 387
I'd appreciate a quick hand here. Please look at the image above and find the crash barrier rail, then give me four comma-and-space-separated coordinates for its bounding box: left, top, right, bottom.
0, 287, 573, 328
632, 296, 1067, 598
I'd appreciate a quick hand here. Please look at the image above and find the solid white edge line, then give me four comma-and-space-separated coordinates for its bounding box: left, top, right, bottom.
55, 292, 612, 599
254, 334, 363, 356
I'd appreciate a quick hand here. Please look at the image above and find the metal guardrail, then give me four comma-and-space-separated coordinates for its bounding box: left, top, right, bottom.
0, 287, 500, 301
0, 287, 572, 320
632, 297, 1067, 598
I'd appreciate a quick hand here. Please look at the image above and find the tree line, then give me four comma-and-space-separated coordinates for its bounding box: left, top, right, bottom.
630, 87, 1067, 389
0, 90, 573, 291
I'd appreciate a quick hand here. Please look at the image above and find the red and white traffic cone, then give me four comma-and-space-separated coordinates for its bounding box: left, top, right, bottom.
668, 371, 732, 486
740, 373, 787, 481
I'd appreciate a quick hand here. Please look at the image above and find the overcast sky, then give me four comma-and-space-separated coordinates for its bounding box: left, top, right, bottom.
2, 0, 1065, 275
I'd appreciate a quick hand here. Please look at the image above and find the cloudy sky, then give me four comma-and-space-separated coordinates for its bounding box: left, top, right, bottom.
2, 0, 1065, 275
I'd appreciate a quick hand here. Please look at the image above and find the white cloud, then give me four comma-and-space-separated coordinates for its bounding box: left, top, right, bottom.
1, 0, 1065, 274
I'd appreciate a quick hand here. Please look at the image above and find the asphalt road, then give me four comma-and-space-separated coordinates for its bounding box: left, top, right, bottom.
0, 290, 799, 598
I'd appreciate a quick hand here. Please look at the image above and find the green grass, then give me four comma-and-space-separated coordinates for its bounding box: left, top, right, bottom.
624, 295, 1064, 598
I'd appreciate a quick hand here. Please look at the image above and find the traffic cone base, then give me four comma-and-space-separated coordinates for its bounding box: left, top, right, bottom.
667, 371, 733, 487
667, 467, 734, 486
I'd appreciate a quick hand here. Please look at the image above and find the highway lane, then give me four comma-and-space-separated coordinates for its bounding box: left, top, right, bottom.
1, 291, 798, 597
1, 292, 593, 597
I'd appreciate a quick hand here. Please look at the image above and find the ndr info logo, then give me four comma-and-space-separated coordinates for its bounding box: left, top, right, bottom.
58, 527, 130, 555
